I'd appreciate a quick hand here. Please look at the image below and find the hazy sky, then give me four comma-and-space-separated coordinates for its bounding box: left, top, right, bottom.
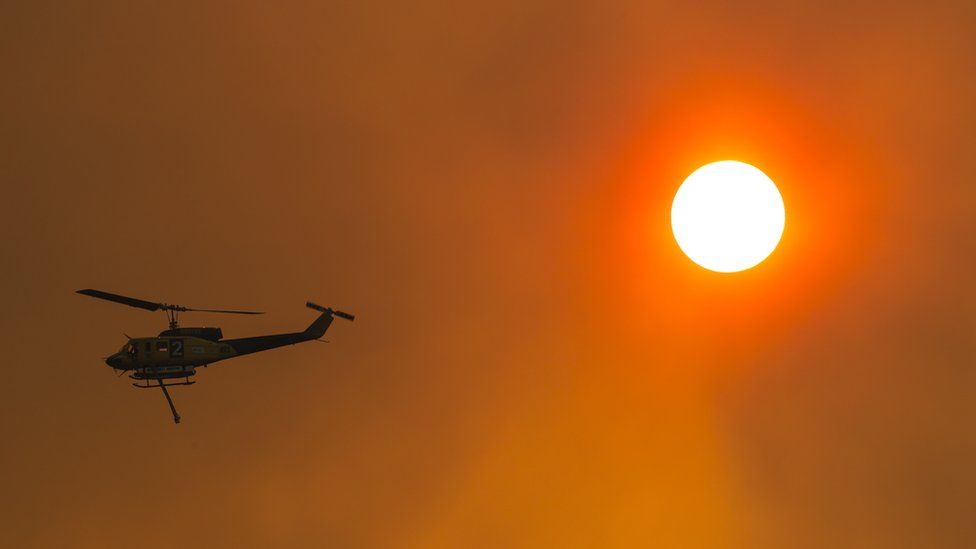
2, 1, 975, 547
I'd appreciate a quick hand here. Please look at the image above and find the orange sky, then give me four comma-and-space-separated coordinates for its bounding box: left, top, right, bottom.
3, 1, 976, 547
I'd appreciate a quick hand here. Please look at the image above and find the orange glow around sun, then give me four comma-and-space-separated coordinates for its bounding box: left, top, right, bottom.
580, 76, 883, 363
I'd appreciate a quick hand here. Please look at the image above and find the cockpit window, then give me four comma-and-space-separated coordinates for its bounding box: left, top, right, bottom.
125, 343, 136, 356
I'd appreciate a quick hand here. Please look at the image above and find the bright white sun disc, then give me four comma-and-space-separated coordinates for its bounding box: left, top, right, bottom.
671, 160, 785, 273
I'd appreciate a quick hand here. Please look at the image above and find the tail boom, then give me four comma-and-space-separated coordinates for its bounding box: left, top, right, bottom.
219, 301, 354, 358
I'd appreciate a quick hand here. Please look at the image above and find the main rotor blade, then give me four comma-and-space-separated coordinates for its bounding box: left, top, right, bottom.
77, 289, 262, 316
184, 307, 264, 315
76, 289, 162, 312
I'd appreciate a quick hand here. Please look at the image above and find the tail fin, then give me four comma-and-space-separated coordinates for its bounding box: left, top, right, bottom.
303, 301, 355, 339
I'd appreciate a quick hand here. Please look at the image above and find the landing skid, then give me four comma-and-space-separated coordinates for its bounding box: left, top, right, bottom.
130, 378, 192, 424
130, 379, 196, 388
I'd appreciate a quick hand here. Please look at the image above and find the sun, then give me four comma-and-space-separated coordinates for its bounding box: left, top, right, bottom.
671, 160, 785, 273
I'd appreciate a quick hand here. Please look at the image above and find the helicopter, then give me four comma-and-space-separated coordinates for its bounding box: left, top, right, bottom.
77, 289, 354, 424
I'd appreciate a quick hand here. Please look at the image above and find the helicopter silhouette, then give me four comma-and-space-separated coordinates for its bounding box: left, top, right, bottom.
77, 289, 354, 424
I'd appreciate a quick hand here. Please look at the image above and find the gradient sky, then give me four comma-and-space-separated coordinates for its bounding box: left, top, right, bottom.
3, 1, 975, 547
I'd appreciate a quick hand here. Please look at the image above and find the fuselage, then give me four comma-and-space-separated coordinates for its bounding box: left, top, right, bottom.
105, 329, 238, 379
